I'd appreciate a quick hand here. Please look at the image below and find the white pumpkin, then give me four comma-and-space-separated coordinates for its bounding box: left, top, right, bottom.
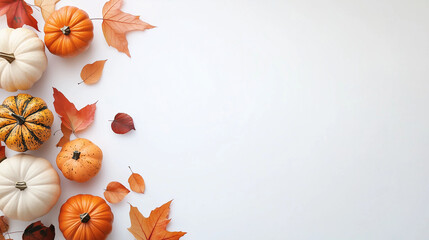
0, 154, 61, 221
0, 28, 48, 92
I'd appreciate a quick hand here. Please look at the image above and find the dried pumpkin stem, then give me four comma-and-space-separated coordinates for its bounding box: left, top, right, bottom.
72, 151, 81, 160
61, 26, 71, 35
0, 52, 15, 64
15, 181, 27, 191
11, 113, 25, 125
80, 213, 90, 223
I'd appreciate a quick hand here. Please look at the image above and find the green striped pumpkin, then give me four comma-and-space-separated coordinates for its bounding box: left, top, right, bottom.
0, 94, 53, 152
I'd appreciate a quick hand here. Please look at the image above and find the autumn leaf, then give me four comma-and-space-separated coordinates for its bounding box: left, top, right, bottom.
0, 216, 8, 234
34, 0, 60, 20
56, 123, 72, 147
111, 113, 135, 134
128, 166, 145, 193
0, 143, 5, 162
0, 0, 39, 30
80, 60, 108, 85
22, 221, 55, 240
128, 201, 186, 240
104, 181, 130, 204
102, 0, 155, 57
52, 88, 97, 146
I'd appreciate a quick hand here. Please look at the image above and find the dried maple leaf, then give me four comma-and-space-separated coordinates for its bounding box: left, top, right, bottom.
0, 0, 39, 30
111, 113, 135, 134
80, 60, 108, 85
102, 0, 155, 57
128, 201, 186, 240
0, 216, 8, 234
104, 181, 130, 204
52, 88, 97, 146
22, 221, 55, 240
34, 0, 60, 20
128, 166, 145, 193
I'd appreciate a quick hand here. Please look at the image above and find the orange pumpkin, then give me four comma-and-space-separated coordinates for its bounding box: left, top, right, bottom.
44, 6, 94, 57
59, 194, 114, 240
0, 94, 53, 152
56, 138, 103, 182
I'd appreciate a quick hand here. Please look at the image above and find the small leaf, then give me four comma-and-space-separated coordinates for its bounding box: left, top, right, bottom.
22, 221, 55, 240
80, 60, 108, 85
128, 167, 145, 193
0, 216, 8, 233
128, 201, 186, 240
102, 0, 155, 57
0, 143, 5, 162
56, 123, 72, 147
0, 0, 39, 30
34, 0, 60, 20
104, 181, 130, 204
111, 113, 135, 134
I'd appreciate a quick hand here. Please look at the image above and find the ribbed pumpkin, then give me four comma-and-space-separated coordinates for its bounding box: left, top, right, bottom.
44, 6, 94, 57
59, 194, 114, 240
0, 94, 53, 152
56, 138, 103, 182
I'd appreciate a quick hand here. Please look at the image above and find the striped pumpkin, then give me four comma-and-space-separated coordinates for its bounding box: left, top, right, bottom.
0, 94, 54, 152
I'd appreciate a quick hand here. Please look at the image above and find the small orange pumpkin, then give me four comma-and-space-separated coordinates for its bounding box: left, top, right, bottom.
59, 194, 114, 240
44, 6, 94, 57
56, 138, 103, 182
0, 94, 54, 152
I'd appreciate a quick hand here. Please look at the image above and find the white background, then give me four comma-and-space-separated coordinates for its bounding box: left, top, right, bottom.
1, 0, 429, 239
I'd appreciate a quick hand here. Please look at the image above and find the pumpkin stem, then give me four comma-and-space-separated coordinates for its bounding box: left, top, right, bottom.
61, 26, 71, 35
72, 151, 81, 160
0, 52, 15, 64
11, 113, 25, 125
80, 213, 90, 223
15, 181, 27, 191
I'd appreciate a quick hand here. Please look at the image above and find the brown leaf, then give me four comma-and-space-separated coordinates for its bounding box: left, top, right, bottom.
0, 0, 39, 30
56, 123, 72, 147
34, 0, 60, 20
52, 88, 97, 146
128, 167, 145, 193
102, 0, 155, 57
104, 181, 130, 204
80, 60, 108, 85
128, 201, 186, 240
0, 216, 8, 234
22, 221, 55, 240
0, 144, 5, 162
111, 113, 135, 134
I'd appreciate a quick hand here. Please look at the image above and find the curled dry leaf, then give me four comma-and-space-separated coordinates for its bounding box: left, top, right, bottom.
53, 88, 97, 146
0, 216, 8, 234
111, 113, 135, 134
0, 0, 39, 30
128, 201, 186, 240
104, 181, 130, 204
128, 167, 145, 193
34, 0, 60, 20
22, 221, 55, 240
0, 143, 5, 162
80, 60, 108, 85
102, 0, 155, 57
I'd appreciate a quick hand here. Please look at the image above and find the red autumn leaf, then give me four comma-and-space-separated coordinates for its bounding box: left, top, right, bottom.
104, 181, 130, 204
128, 167, 145, 193
0, 0, 39, 30
22, 221, 55, 240
0, 143, 5, 162
0, 216, 8, 234
52, 88, 97, 146
111, 113, 135, 134
128, 201, 186, 240
101, 0, 155, 57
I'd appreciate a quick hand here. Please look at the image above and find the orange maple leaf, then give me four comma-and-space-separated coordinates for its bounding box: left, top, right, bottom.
52, 88, 97, 146
128, 201, 186, 240
0, 0, 39, 30
102, 0, 155, 57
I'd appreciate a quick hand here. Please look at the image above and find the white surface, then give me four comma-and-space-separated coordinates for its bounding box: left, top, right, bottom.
1, 0, 429, 239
